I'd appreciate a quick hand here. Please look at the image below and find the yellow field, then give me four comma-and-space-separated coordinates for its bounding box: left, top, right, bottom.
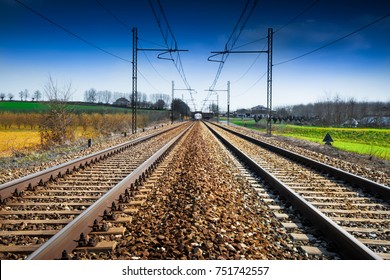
0, 129, 41, 157
0, 127, 98, 157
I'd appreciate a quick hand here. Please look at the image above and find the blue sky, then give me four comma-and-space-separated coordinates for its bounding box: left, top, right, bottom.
1, 0, 389, 111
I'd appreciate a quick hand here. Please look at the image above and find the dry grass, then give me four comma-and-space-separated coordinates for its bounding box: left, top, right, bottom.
0, 129, 41, 157
0, 126, 98, 157
0, 112, 167, 158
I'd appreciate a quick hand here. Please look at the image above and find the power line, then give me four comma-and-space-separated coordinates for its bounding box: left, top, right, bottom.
156, 0, 178, 50
138, 38, 166, 48
231, 53, 261, 83
95, 1, 169, 84
148, 0, 176, 49
225, 0, 251, 51
148, 0, 196, 110
232, 71, 267, 98
14, 0, 132, 63
274, 12, 390, 66
137, 69, 161, 92
208, 0, 258, 88
232, 36, 267, 50
205, 0, 258, 111
274, 0, 321, 34
138, 42, 169, 82
232, 0, 320, 51
231, 40, 268, 83
95, 0, 132, 32
206, 0, 318, 111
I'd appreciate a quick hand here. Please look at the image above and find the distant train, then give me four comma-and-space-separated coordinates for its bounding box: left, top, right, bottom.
194, 113, 202, 120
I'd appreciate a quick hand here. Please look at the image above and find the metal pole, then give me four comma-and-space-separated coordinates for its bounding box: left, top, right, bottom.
171, 81, 174, 124
217, 93, 219, 123
132, 27, 138, 134
227, 81, 230, 126
132, 29, 189, 129
266, 28, 273, 136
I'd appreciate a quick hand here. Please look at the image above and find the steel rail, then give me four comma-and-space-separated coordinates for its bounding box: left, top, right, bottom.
0, 123, 186, 201
205, 122, 382, 260
208, 121, 390, 199
27, 122, 193, 260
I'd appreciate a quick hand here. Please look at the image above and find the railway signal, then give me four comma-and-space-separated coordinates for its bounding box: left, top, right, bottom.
323, 133, 334, 145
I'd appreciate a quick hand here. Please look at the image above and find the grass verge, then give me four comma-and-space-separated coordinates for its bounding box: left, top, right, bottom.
225, 118, 390, 161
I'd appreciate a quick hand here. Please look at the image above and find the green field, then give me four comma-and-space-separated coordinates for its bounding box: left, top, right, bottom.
228, 118, 390, 161
0, 101, 148, 114
0, 101, 48, 113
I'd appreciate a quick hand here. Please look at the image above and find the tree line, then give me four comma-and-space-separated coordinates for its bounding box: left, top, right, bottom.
0, 90, 42, 102
83, 88, 172, 110
275, 96, 389, 127
1, 88, 173, 110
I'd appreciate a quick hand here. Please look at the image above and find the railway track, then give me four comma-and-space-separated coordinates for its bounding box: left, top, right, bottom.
70, 121, 324, 260
0, 122, 192, 260
205, 121, 390, 260
0, 121, 388, 260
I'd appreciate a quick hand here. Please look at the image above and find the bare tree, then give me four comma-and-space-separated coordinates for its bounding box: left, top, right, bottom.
18, 89, 29, 101
103, 90, 112, 104
39, 76, 74, 146
150, 93, 170, 105
96, 91, 103, 103
19, 90, 24, 101
8, 93, 14, 101
93, 90, 112, 104
138, 92, 149, 108
0, 93, 5, 101
33, 90, 42, 102
333, 94, 343, 125
23, 89, 29, 101
84, 88, 97, 103
113, 92, 124, 101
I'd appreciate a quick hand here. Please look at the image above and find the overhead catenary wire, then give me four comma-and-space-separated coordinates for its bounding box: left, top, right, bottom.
14, 0, 131, 64
95, 0, 169, 84
96, 0, 168, 51
274, 0, 321, 34
156, 0, 178, 50
148, 0, 197, 110
232, 71, 267, 98
137, 69, 161, 92
209, 0, 377, 109
95, 0, 132, 32
149, 0, 171, 48
155, 1, 193, 91
138, 38, 167, 49
231, 40, 268, 84
231, 36, 267, 51
274, 12, 390, 66
16, 0, 166, 100
224, 0, 251, 51
232, 0, 321, 51
204, 0, 259, 111
137, 42, 169, 82
208, 0, 259, 89
95, 0, 173, 91
226, 0, 321, 97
